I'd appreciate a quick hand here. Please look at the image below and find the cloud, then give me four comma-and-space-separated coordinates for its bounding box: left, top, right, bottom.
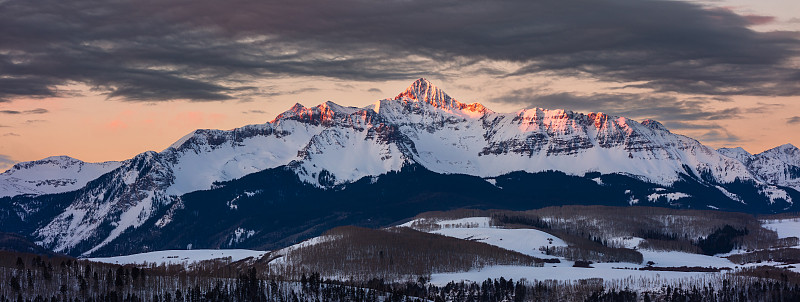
661, 122, 725, 130
788, 116, 800, 124
24, 119, 46, 124
367, 88, 383, 93
0, 154, 16, 171
0, 108, 49, 114
3, 133, 20, 136
0, 0, 797, 102
696, 129, 743, 143
242, 110, 267, 114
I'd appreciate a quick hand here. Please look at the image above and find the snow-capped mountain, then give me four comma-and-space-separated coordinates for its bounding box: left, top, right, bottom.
2, 78, 798, 256
719, 144, 800, 192
24, 103, 412, 255
375, 79, 753, 186
0, 156, 121, 198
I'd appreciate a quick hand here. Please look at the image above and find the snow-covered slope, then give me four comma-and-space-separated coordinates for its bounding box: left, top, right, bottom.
400, 217, 566, 258
0, 156, 121, 198
719, 143, 800, 191
761, 144, 800, 167
34, 152, 176, 255
162, 102, 413, 192
718, 147, 752, 164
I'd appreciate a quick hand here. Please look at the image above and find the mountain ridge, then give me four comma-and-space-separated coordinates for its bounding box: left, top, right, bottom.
1, 78, 798, 256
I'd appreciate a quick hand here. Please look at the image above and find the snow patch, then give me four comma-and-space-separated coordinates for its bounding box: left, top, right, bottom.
715, 185, 743, 203
228, 228, 256, 246
761, 218, 800, 241
647, 192, 690, 203
759, 185, 792, 204
83, 193, 156, 256
89, 249, 267, 266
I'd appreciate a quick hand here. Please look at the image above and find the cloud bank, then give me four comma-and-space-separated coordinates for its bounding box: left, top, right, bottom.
0, 0, 797, 102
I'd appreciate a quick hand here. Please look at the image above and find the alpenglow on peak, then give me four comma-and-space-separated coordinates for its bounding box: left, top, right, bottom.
392, 78, 489, 115
396, 78, 456, 108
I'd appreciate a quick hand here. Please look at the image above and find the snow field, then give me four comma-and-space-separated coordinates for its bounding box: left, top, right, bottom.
89, 249, 268, 266
762, 218, 800, 241
408, 217, 741, 288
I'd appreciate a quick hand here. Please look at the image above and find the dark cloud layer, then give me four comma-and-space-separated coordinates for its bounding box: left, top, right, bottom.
1, 0, 798, 102
788, 116, 800, 124
242, 110, 267, 114
0, 108, 49, 114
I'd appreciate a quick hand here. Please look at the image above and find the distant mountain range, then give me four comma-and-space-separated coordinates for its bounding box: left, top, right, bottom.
1, 79, 798, 257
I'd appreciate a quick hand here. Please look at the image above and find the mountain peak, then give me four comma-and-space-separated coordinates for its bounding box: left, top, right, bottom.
717, 147, 753, 164
393, 78, 490, 116
395, 78, 456, 108
759, 143, 800, 167
761, 143, 799, 157
5, 155, 83, 173
773, 143, 798, 152
271, 101, 363, 126
641, 119, 670, 133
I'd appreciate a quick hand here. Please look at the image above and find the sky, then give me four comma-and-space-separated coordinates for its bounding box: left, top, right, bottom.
0, 0, 799, 170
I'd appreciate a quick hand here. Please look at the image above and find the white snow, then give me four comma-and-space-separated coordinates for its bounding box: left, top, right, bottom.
405, 217, 739, 287
0, 156, 121, 198
89, 249, 267, 266
638, 250, 736, 268
759, 185, 793, 204
609, 236, 645, 249
166, 122, 317, 195
228, 227, 256, 245
647, 192, 691, 203
83, 192, 157, 256
715, 185, 743, 203
717, 147, 752, 164
402, 217, 566, 258
294, 126, 408, 187
742, 144, 800, 192
430, 264, 715, 286
400, 217, 494, 229
375, 94, 756, 187
762, 218, 800, 241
